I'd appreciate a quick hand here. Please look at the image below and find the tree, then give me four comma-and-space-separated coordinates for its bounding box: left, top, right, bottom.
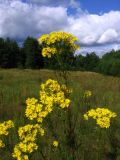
18, 47, 26, 68
23, 37, 44, 69
74, 54, 85, 70
0, 38, 5, 67
0, 38, 20, 68
99, 50, 120, 76
83, 52, 100, 71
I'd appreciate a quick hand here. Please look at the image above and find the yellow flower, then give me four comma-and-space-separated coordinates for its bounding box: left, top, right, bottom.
12, 145, 29, 160
25, 79, 71, 123
39, 128, 45, 136
0, 120, 14, 136
38, 31, 80, 58
84, 108, 117, 128
23, 155, 29, 160
12, 145, 22, 159
84, 114, 88, 120
84, 90, 92, 98
0, 120, 14, 151
0, 139, 5, 148
18, 142, 38, 153
53, 140, 59, 147
13, 123, 43, 160
38, 34, 49, 43
42, 47, 57, 57
97, 117, 110, 128
18, 124, 44, 142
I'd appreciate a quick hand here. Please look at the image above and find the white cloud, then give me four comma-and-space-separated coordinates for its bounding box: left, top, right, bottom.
0, 0, 68, 39
97, 29, 118, 44
78, 43, 120, 57
0, 0, 120, 54
65, 11, 120, 46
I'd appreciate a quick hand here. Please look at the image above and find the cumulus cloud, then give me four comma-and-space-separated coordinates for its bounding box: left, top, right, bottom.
0, 0, 120, 54
66, 11, 120, 46
0, 0, 68, 40
97, 29, 118, 44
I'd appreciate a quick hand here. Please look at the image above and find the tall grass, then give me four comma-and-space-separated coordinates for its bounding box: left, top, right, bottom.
0, 69, 120, 160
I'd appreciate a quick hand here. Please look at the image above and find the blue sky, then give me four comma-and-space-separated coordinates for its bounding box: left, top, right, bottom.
0, 0, 120, 55
80, 0, 120, 14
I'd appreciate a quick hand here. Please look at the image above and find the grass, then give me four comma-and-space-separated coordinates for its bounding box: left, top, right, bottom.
0, 69, 120, 160
0, 69, 120, 119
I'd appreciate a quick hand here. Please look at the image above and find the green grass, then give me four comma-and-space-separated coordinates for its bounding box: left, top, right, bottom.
0, 69, 120, 119
1, 69, 120, 160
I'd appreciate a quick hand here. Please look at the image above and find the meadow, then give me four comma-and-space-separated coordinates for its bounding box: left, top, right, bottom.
0, 69, 120, 160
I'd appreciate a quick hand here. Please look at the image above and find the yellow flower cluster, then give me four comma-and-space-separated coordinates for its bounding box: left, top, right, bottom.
12, 124, 44, 160
0, 120, 14, 148
13, 146, 29, 160
0, 120, 14, 136
38, 31, 80, 58
18, 124, 44, 141
84, 90, 92, 98
0, 139, 5, 148
42, 47, 57, 58
40, 79, 71, 109
25, 98, 44, 123
13, 142, 38, 160
25, 79, 71, 123
84, 108, 117, 128
13, 79, 71, 160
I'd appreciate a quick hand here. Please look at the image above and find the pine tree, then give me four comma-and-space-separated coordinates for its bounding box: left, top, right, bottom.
23, 37, 44, 69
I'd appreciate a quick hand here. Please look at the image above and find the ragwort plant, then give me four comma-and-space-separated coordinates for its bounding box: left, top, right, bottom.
0, 31, 117, 160
37, 31, 117, 160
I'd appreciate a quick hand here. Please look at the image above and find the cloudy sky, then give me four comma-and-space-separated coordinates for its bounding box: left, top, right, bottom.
0, 0, 120, 55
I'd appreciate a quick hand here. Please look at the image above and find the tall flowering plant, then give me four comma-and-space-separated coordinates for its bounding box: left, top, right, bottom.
38, 32, 80, 159
38, 31, 80, 84
37, 31, 117, 159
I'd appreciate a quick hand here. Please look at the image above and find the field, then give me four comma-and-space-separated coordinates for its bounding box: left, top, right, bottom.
0, 69, 120, 160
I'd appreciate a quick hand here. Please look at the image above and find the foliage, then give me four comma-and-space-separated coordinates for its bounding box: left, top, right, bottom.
23, 37, 44, 69
0, 38, 20, 68
99, 50, 120, 76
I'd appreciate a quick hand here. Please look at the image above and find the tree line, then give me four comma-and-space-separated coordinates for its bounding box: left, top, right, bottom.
0, 37, 120, 76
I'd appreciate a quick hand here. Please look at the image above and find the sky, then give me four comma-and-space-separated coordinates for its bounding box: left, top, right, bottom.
0, 0, 120, 55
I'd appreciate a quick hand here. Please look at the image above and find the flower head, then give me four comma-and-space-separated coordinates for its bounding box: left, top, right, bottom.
84, 108, 117, 128
38, 31, 80, 58
84, 90, 92, 98
53, 140, 59, 147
